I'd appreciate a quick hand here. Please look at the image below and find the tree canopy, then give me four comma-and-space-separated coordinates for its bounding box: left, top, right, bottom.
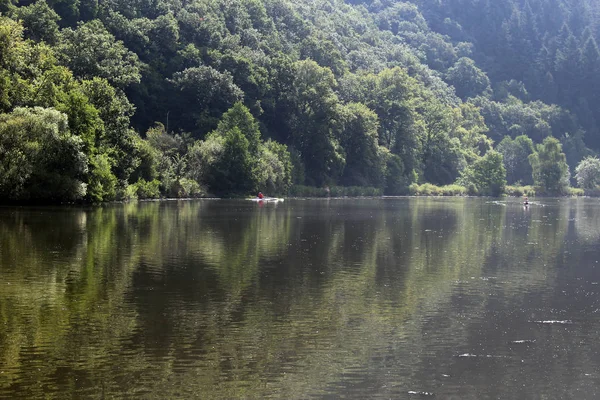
2, 0, 600, 201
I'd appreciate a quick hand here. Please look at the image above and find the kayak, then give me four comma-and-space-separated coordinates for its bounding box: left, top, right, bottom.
248, 197, 284, 202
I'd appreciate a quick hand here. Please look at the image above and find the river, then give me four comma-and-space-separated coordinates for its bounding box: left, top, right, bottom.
1, 198, 600, 399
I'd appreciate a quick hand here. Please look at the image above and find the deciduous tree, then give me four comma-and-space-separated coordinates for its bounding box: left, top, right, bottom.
575, 156, 600, 189
529, 136, 570, 194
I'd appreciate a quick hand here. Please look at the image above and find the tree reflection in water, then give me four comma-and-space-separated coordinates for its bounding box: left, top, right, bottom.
1, 198, 599, 399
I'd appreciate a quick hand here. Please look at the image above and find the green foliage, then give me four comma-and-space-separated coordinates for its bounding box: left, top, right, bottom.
155, 153, 186, 197
505, 185, 536, 197
145, 123, 186, 156
210, 127, 255, 195
529, 137, 570, 195
0, 0, 16, 13
56, 88, 103, 152
339, 67, 424, 176
329, 186, 382, 197
340, 67, 484, 186
131, 178, 160, 199
496, 135, 535, 185
451, 103, 492, 161
257, 140, 293, 195
300, 33, 348, 75
287, 60, 345, 186
575, 156, 600, 189
56, 20, 141, 87
215, 102, 261, 156
4, 0, 600, 202
458, 151, 507, 196
80, 77, 139, 180
562, 130, 592, 172
47, 0, 85, 25
186, 103, 292, 196
384, 152, 409, 195
0, 17, 58, 111
446, 57, 491, 99
214, 49, 271, 114
87, 153, 117, 202
129, 135, 157, 181
337, 102, 385, 188
169, 66, 243, 136
0, 107, 87, 202
289, 148, 306, 185
134, 123, 207, 198
475, 151, 507, 196
13, 0, 61, 44
288, 185, 330, 197
567, 187, 585, 197
417, 0, 600, 151
408, 183, 467, 196
187, 133, 224, 187
472, 96, 579, 145
420, 103, 465, 185
288, 185, 382, 197
177, 177, 205, 198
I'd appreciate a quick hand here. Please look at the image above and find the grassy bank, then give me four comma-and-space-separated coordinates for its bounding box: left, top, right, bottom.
505, 185, 536, 197
288, 185, 383, 197
288, 184, 588, 199
407, 183, 467, 196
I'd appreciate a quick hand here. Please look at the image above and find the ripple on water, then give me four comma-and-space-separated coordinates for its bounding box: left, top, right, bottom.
3, 199, 600, 399
530, 320, 573, 325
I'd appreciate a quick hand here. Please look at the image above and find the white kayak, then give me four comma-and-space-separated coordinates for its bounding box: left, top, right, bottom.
248, 197, 284, 202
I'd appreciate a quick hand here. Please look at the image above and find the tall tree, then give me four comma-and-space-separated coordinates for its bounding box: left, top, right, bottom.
529, 136, 570, 194
13, 0, 61, 43
56, 20, 142, 88
0, 107, 87, 202
287, 60, 345, 186
337, 102, 385, 187
575, 156, 600, 189
496, 135, 535, 185
446, 57, 492, 99
169, 66, 244, 136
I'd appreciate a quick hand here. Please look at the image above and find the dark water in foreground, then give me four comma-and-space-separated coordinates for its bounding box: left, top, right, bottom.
1, 198, 600, 399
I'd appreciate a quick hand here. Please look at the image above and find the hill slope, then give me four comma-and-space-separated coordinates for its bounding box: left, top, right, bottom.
0, 0, 596, 201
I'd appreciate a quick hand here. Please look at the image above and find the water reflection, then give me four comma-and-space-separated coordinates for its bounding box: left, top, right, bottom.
1, 198, 600, 399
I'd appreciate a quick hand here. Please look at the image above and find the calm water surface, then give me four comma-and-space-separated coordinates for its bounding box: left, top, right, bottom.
1, 198, 600, 399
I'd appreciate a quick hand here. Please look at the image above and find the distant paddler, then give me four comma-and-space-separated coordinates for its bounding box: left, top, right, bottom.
524, 196, 529, 206
258, 192, 264, 200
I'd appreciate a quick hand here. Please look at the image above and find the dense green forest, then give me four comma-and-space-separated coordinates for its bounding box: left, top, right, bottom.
1, 0, 600, 202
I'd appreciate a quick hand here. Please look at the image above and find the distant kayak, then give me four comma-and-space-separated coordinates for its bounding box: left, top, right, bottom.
248, 197, 284, 202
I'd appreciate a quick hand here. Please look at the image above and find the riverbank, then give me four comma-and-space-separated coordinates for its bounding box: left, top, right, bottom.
287, 184, 587, 198
0, 184, 591, 206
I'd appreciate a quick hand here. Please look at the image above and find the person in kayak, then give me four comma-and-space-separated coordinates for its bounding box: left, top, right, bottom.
258, 192, 264, 199
524, 196, 529, 205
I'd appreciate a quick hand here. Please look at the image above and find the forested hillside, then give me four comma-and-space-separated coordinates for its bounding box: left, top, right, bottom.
1, 0, 599, 202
